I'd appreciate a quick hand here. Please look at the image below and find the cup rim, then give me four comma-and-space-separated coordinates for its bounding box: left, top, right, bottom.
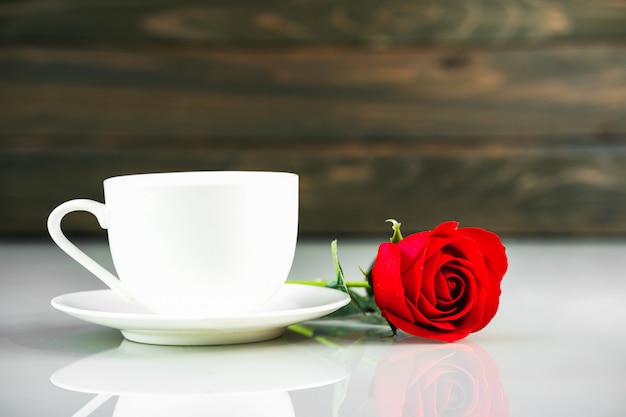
103, 171, 298, 187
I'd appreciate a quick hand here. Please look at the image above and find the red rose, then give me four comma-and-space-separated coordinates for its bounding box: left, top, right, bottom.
374, 340, 509, 417
371, 221, 507, 342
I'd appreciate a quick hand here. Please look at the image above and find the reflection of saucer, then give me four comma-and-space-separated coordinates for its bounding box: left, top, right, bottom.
51, 338, 351, 395
51, 338, 350, 417
51, 284, 350, 345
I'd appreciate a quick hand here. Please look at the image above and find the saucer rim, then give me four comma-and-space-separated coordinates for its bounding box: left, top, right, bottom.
50, 284, 351, 344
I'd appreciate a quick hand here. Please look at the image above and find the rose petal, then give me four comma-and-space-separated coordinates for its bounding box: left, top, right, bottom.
454, 234, 507, 331
385, 310, 472, 342
420, 250, 439, 306
435, 269, 455, 302
461, 227, 508, 278
397, 231, 431, 262
401, 291, 454, 331
459, 229, 507, 332
432, 221, 460, 236
434, 275, 474, 323
443, 239, 491, 331
397, 233, 430, 305
372, 242, 414, 321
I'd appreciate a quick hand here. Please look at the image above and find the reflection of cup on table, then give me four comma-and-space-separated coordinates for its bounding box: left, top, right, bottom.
48, 171, 299, 317
51, 338, 350, 417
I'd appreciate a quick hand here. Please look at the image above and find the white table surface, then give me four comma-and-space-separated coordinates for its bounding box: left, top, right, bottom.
1, 237, 626, 416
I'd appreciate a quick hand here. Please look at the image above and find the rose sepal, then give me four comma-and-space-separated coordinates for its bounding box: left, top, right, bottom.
385, 219, 403, 243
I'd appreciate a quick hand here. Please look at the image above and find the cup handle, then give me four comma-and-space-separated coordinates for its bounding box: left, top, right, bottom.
47, 199, 134, 303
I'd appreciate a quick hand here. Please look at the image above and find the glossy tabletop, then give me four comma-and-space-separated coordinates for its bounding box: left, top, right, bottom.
2, 237, 626, 416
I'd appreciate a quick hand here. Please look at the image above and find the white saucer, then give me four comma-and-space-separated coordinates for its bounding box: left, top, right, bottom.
51, 284, 350, 346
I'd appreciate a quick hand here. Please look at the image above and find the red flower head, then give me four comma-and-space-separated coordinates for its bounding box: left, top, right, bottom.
371, 220, 507, 342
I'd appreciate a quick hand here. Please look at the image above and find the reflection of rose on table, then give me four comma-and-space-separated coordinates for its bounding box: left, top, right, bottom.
51, 338, 350, 417
374, 341, 509, 417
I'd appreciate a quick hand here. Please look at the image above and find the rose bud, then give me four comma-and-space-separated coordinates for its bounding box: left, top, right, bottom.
371, 221, 507, 342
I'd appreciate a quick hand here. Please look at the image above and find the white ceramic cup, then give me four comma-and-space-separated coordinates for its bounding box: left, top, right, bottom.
47, 171, 299, 317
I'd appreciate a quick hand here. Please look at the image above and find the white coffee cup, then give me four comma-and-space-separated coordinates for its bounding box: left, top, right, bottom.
47, 171, 298, 317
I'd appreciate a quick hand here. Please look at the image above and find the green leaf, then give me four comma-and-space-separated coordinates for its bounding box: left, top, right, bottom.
328, 240, 346, 290
327, 240, 367, 314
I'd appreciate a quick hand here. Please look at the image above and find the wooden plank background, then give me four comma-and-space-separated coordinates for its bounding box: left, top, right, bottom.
2, 0, 626, 236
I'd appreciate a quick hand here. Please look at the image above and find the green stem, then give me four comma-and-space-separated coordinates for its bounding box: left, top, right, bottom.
288, 280, 371, 289
343, 281, 371, 288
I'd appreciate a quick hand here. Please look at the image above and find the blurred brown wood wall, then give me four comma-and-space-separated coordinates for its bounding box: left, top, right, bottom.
1, 0, 626, 236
